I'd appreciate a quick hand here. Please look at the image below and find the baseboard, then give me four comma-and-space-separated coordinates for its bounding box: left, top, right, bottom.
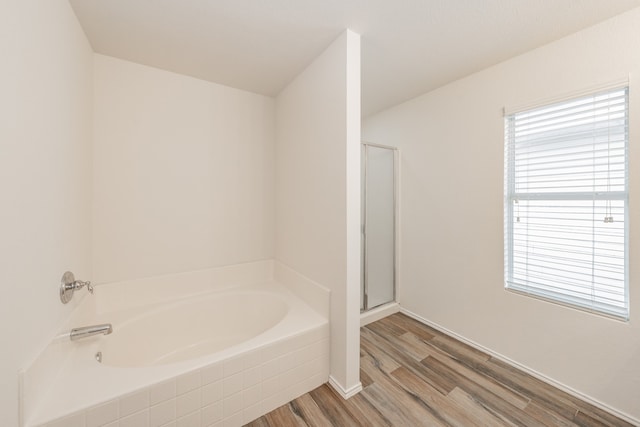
361, 302, 400, 326
400, 307, 640, 426
328, 376, 363, 400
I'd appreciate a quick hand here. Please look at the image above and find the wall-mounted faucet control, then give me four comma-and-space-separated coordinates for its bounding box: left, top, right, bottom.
59, 271, 93, 304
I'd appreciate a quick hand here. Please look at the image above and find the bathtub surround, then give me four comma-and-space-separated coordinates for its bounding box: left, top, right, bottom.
273, 262, 331, 317
0, 1, 93, 426
363, 7, 640, 422
275, 30, 362, 398
23, 260, 330, 426
92, 54, 276, 284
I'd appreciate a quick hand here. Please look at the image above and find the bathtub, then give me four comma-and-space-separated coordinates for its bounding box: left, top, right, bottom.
22, 261, 330, 427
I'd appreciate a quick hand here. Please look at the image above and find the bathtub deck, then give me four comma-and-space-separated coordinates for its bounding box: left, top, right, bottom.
25, 278, 330, 427
247, 313, 634, 427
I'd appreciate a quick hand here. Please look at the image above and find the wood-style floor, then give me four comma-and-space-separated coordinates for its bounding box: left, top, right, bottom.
247, 313, 634, 427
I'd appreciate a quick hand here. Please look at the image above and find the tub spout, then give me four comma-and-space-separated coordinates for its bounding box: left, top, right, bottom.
70, 324, 113, 341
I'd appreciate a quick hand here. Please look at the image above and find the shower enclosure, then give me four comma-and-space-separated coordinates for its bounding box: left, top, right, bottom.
361, 143, 397, 311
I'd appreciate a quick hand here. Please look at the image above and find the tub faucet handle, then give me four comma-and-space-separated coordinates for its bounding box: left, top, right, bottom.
60, 271, 93, 304
75, 279, 93, 294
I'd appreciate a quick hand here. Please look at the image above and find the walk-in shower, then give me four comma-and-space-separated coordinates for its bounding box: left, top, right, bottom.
361, 143, 397, 312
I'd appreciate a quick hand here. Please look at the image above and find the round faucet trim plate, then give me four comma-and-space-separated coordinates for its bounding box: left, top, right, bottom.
60, 271, 76, 304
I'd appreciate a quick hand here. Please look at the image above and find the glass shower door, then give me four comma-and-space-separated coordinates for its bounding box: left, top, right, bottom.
362, 144, 396, 311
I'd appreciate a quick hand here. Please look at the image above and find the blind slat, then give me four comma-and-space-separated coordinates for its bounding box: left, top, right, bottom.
504, 86, 629, 320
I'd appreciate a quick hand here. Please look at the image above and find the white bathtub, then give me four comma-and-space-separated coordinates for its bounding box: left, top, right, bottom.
22, 261, 330, 427
100, 290, 289, 367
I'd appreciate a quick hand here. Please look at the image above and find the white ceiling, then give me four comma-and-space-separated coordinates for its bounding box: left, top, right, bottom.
69, 0, 640, 117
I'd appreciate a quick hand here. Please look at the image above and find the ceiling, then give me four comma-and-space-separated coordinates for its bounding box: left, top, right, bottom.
69, 0, 640, 117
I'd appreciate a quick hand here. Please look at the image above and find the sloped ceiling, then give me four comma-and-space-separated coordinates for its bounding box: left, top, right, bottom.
69, 0, 640, 116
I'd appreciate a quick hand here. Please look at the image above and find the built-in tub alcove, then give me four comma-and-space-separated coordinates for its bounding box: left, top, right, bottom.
22, 261, 330, 427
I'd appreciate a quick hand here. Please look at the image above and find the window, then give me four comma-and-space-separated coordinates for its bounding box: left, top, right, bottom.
504, 86, 629, 320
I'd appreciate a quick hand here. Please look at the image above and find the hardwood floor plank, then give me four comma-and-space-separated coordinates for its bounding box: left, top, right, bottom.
263, 404, 308, 427
362, 326, 457, 394
308, 384, 362, 426
287, 393, 335, 427
388, 313, 447, 337
524, 401, 581, 427
360, 365, 374, 388
382, 313, 437, 342
420, 340, 530, 410
573, 410, 616, 427
429, 334, 491, 366
477, 355, 631, 427
359, 383, 421, 426
360, 332, 402, 373
573, 409, 634, 427
390, 366, 492, 427
361, 382, 448, 427
334, 388, 393, 427
366, 318, 406, 338
397, 331, 434, 361
360, 328, 456, 395
447, 387, 514, 427
479, 357, 584, 421
413, 356, 463, 396
361, 353, 450, 426
248, 313, 633, 427
422, 356, 548, 427
488, 357, 633, 427
573, 404, 636, 427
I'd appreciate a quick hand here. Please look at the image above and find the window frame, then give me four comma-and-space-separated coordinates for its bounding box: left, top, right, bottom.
503, 86, 629, 321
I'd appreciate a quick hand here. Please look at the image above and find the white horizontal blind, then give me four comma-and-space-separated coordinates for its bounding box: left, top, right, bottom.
504, 87, 629, 320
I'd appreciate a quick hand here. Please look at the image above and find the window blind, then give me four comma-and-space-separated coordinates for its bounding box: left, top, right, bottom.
504, 87, 629, 320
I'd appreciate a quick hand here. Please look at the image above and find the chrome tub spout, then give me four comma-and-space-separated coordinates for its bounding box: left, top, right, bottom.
70, 324, 113, 341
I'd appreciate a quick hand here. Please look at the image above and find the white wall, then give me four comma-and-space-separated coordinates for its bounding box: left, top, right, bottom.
0, 1, 93, 425
275, 30, 362, 395
363, 8, 640, 421
92, 55, 275, 283
0, 3, 361, 424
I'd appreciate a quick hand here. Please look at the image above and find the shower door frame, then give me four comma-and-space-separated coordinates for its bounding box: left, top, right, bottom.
361, 142, 398, 312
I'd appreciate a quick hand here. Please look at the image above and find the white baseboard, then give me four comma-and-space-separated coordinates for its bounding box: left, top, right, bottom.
361, 302, 400, 326
400, 307, 640, 426
328, 376, 363, 399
